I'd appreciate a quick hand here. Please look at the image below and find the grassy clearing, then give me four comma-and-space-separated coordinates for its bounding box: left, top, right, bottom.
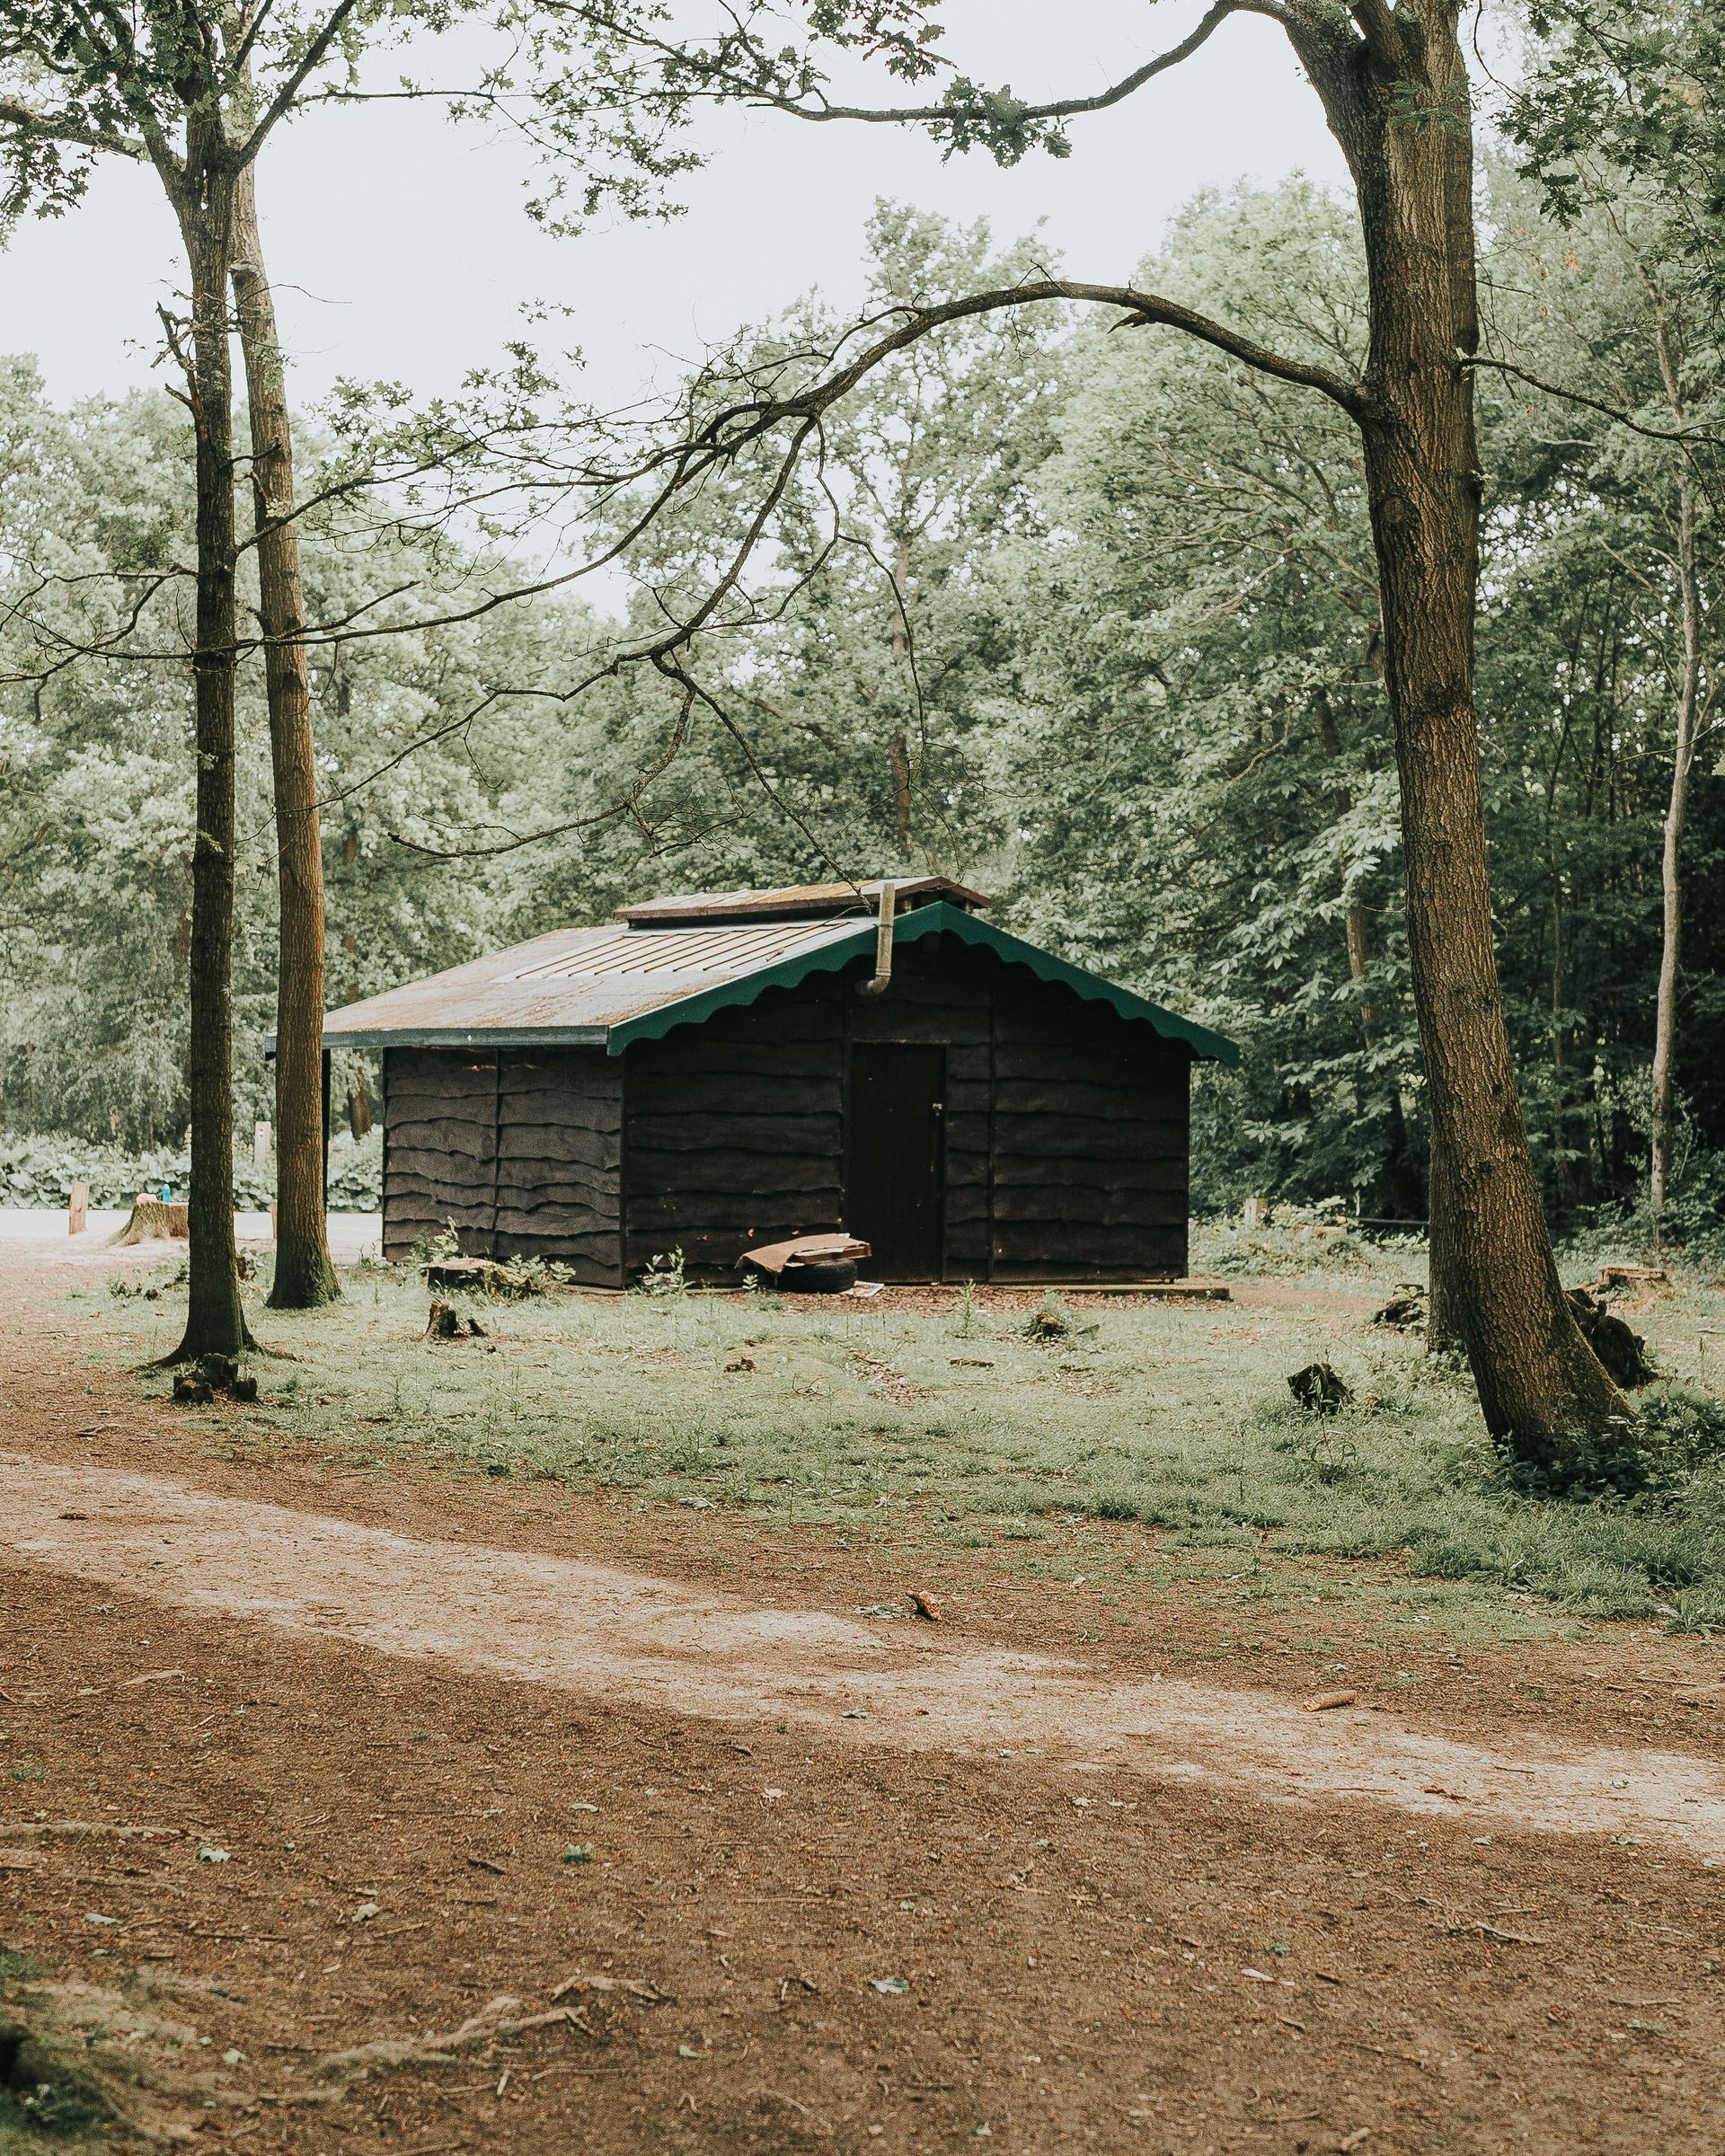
67, 1239, 1725, 1640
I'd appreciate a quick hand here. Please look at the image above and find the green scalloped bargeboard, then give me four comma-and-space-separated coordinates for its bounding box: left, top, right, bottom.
604, 901, 1239, 1066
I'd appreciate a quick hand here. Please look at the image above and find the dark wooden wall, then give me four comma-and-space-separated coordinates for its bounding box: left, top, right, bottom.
381, 1046, 622, 1282
622, 989, 845, 1277
988, 968, 1190, 1281
380, 934, 1192, 1283
617, 933, 1190, 1283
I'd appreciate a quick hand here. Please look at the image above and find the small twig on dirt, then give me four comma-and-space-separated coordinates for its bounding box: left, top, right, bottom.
549, 1973, 668, 2004
1435, 1920, 1547, 1946
181, 1940, 299, 1957
464, 1853, 506, 1874
1335, 2036, 1433, 2067
757, 2087, 829, 2128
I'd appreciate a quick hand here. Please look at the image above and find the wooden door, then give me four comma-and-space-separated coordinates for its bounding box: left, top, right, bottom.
846, 1044, 946, 1280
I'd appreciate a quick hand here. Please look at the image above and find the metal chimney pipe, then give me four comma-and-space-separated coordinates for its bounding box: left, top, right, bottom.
858, 880, 898, 996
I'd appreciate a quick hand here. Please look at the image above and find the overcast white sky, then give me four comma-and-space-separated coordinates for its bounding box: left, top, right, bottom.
4, 2, 1347, 416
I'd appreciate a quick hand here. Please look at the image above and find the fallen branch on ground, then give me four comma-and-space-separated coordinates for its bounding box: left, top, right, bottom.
305, 1998, 595, 2088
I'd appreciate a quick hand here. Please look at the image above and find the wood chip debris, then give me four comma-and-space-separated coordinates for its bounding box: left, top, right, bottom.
0, 1820, 181, 1842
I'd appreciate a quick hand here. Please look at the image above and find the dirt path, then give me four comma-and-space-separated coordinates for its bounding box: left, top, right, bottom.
8, 1242, 1725, 2155
9, 1451, 1724, 1864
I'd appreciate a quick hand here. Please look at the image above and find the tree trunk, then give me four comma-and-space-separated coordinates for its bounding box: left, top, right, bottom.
887, 728, 913, 853
165, 159, 249, 1365
888, 531, 914, 852
1313, 685, 1377, 1041
1424, 1129, 1461, 1354
1648, 314, 1702, 1249
1297, 0, 1627, 1456
231, 168, 340, 1310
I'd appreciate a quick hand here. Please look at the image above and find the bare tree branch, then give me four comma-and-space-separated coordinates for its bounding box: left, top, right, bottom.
543, 0, 1278, 133
1468, 354, 1725, 450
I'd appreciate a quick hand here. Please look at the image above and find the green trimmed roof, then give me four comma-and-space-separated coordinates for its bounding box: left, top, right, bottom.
606, 903, 1238, 1065
316, 899, 1238, 1066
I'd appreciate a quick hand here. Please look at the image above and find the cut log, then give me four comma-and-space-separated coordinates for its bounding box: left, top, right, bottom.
423, 1256, 566, 1299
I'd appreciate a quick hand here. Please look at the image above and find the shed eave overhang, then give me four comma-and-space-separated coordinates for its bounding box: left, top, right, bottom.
272, 1023, 611, 1053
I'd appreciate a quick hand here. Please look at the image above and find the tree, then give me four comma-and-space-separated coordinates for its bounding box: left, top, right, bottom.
539, 0, 1638, 1458
1504, 3, 1723, 1243
231, 165, 338, 1308
558, 200, 1062, 893
2, 0, 370, 1356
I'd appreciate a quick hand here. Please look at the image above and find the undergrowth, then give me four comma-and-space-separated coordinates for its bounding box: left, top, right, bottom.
0, 1130, 381, 1211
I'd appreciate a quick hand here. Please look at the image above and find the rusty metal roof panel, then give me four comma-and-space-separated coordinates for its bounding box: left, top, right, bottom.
314, 901, 1240, 1065
318, 915, 869, 1049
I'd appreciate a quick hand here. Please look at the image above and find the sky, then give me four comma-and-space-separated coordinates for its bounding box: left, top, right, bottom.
2, 2, 1346, 417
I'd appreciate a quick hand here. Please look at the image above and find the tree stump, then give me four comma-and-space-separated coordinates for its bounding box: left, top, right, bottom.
111, 1194, 190, 1245
1564, 1290, 1652, 1390
1289, 1362, 1353, 1414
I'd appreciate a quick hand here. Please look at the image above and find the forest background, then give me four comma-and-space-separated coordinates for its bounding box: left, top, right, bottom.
1, 147, 1721, 1249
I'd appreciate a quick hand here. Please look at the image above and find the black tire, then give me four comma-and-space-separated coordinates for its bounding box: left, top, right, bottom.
783, 1256, 858, 1294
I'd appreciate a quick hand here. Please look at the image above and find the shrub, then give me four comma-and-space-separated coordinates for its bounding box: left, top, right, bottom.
0, 1127, 381, 1210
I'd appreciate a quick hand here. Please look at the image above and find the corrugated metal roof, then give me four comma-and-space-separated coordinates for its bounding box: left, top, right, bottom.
319, 915, 863, 1049
314, 901, 1240, 1065
506, 918, 854, 983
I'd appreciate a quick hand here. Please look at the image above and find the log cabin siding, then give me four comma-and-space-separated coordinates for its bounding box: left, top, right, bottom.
382, 1048, 498, 1260
989, 968, 1190, 1279
622, 981, 846, 1276
382, 1045, 623, 1280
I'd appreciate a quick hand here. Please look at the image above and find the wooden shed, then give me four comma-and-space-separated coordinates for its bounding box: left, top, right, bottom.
318, 879, 1237, 1284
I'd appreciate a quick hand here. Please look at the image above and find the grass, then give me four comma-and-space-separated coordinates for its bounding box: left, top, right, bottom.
63, 1237, 1725, 1640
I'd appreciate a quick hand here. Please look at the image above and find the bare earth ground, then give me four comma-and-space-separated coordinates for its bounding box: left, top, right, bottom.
4, 1234, 1725, 2155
